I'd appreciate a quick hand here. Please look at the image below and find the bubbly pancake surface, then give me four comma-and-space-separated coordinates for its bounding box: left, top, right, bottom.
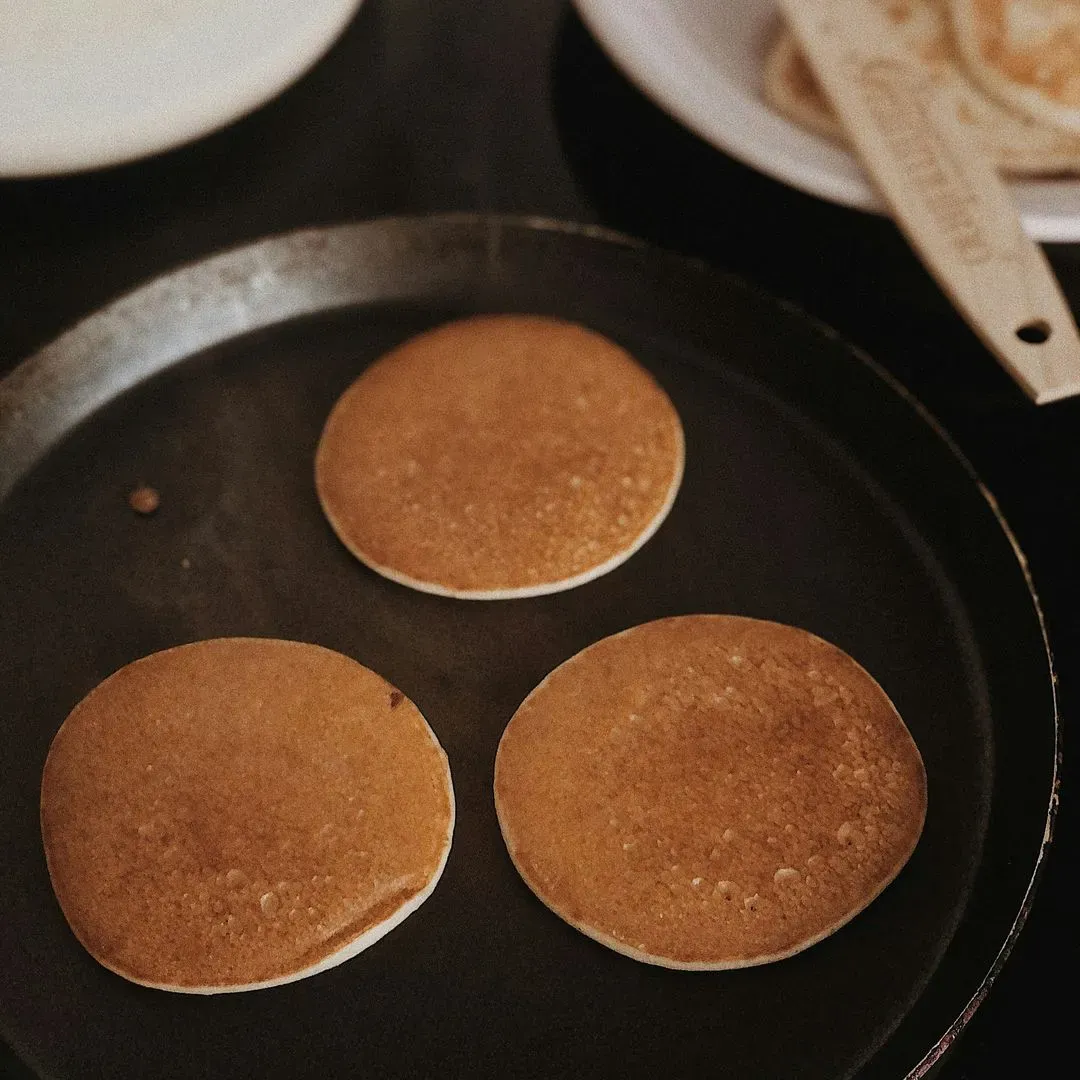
40, 638, 454, 993
764, 0, 1080, 173
314, 315, 684, 599
494, 616, 927, 969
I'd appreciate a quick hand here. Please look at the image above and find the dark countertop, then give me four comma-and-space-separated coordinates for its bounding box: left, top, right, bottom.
0, 2, 1074, 1076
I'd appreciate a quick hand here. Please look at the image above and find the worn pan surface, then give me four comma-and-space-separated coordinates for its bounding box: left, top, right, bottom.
0, 216, 1057, 1079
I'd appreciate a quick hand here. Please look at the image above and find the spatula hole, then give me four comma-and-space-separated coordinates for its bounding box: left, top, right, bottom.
1016, 320, 1051, 345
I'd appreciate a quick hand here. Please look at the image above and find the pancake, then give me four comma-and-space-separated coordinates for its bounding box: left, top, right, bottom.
314, 315, 684, 600
764, 29, 849, 144
40, 638, 455, 993
494, 616, 927, 969
764, 0, 1080, 174
949, 0, 1080, 134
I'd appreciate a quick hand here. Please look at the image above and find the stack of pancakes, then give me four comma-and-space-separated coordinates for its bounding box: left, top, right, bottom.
765, 0, 1080, 172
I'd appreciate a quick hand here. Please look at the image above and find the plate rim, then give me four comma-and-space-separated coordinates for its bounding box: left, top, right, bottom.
0, 0, 365, 178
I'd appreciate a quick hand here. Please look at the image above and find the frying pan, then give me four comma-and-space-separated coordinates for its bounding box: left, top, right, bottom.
0, 216, 1057, 1079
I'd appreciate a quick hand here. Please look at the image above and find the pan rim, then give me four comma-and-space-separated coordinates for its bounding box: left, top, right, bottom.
0, 212, 1059, 1079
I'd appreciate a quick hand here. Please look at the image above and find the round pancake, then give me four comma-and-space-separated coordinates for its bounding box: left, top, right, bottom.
949, 0, 1080, 135
314, 315, 685, 599
764, 1, 1080, 175
494, 616, 927, 969
40, 638, 455, 993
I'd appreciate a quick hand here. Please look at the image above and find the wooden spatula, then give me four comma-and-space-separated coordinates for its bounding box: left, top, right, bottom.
777, 0, 1080, 404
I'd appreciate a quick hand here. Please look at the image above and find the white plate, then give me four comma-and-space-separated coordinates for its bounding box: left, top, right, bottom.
0, 0, 363, 177
573, 0, 1080, 243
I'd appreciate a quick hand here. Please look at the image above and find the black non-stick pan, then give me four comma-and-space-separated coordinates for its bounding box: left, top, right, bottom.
0, 216, 1057, 1079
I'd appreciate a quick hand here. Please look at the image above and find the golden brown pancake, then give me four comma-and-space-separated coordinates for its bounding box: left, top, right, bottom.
494, 616, 927, 969
314, 315, 684, 599
40, 638, 454, 993
949, 0, 1080, 134
764, 0, 1080, 174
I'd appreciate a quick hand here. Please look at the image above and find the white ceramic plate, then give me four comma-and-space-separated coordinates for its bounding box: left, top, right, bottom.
573, 0, 1080, 242
0, 0, 363, 177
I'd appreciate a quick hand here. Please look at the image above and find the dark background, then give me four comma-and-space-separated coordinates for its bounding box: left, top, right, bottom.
0, 2, 1074, 1076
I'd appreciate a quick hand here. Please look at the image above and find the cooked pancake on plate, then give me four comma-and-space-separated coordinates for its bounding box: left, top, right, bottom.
764, 0, 1080, 174
949, 0, 1080, 134
40, 638, 454, 993
314, 314, 684, 599
764, 30, 848, 144
494, 615, 927, 969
